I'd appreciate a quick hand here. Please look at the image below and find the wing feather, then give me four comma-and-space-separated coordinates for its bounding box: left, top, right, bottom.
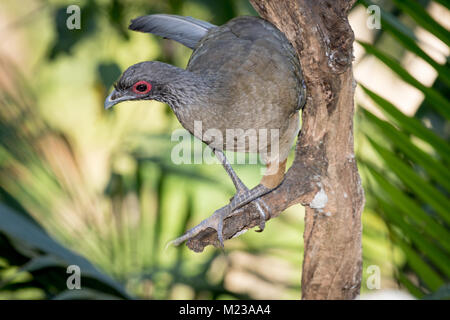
129, 14, 216, 49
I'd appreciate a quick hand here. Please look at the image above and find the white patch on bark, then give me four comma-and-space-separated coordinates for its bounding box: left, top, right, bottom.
310, 188, 328, 209
347, 154, 355, 162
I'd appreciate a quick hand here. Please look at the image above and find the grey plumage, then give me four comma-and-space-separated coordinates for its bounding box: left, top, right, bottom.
107, 15, 307, 246
129, 14, 216, 49
114, 16, 305, 164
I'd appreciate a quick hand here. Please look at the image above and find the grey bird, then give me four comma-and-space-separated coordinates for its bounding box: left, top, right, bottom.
105, 14, 306, 247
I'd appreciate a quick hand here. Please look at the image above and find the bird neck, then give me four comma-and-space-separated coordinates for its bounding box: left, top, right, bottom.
155, 64, 212, 112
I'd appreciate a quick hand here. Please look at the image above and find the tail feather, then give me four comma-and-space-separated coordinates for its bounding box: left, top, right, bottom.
129, 14, 216, 49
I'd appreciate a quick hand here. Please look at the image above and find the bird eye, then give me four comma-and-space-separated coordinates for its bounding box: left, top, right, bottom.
132, 81, 152, 94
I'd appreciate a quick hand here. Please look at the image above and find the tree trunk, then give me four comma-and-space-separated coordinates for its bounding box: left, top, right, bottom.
185, 0, 365, 300
248, 0, 364, 300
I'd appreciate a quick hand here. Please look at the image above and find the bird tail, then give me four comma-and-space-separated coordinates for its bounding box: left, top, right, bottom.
129, 14, 216, 50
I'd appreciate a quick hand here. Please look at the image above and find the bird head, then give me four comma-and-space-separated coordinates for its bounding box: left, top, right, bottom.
104, 61, 178, 109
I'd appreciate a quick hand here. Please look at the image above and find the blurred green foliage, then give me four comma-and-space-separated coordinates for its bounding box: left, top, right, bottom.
0, 0, 448, 299
358, 0, 449, 299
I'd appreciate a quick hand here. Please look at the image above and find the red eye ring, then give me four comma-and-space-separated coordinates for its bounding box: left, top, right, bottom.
132, 80, 152, 94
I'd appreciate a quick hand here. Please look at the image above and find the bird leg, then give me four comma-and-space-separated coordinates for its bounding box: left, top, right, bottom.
260, 159, 287, 189
213, 149, 271, 232
167, 150, 286, 248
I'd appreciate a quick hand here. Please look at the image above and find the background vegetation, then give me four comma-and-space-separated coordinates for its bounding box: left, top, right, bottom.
0, 0, 448, 299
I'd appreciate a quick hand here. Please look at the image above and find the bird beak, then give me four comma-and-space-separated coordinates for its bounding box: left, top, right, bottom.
104, 90, 134, 110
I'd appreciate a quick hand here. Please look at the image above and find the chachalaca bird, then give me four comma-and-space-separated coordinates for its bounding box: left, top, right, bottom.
105, 14, 306, 248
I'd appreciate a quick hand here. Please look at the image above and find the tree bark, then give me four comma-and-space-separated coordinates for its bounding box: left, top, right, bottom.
185, 0, 364, 300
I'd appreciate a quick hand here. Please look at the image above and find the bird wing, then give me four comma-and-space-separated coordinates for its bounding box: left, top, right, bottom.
129, 14, 216, 49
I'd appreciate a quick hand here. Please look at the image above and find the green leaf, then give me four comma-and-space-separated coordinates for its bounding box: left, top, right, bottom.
373, 3, 417, 40
392, 232, 444, 292
360, 84, 450, 163
368, 6, 450, 87
388, 32, 450, 87
48, 3, 98, 59
432, 0, 450, 10
358, 41, 450, 120
365, 166, 450, 252
392, 0, 450, 47
367, 138, 450, 225
377, 198, 450, 278
0, 203, 131, 299
97, 62, 122, 90
396, 272, 425, 298
361, 107, 450, 191
20, 255, 67, 272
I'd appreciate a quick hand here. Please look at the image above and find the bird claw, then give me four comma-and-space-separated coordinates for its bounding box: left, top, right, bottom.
254, 198, 271, 232
166, 204, 231, 249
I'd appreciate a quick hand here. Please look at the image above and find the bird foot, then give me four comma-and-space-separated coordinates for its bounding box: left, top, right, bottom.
165, 203, 232, 249
229, 194, 269, 232
229, 184, 271, 232
166, 185, 272, 249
